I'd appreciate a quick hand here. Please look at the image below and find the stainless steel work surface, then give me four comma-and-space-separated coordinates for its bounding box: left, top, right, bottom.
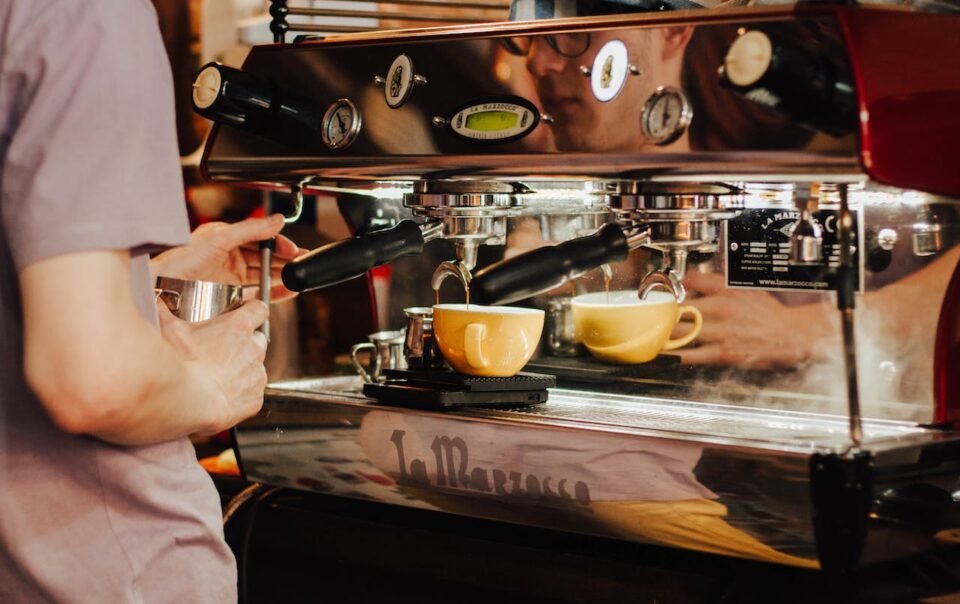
267, 378, 929, 454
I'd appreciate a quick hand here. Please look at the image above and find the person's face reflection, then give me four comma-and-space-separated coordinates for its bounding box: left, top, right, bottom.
525, 32, 607, 151
515, 28, 692, 153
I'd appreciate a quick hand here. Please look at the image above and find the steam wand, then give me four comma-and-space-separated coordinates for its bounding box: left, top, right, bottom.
837, 184, 863, 449
258, 186, 303, 341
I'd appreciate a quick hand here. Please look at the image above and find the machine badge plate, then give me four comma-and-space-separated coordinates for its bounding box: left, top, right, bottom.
641, 86, 692, 145
590, 40, 629, 102
385, 54, 415, 108
726, 208, 861, 292
321, 98, 362, 149
448, 96, 540, 142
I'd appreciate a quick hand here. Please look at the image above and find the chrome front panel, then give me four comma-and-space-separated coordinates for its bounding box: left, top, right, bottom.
205, 9, 858, 184
237, 379, 960, 568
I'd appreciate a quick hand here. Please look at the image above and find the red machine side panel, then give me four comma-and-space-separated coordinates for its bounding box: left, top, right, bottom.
837, 9, 960, 198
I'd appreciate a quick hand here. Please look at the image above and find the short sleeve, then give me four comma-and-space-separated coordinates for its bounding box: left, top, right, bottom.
1, 0, 190, 270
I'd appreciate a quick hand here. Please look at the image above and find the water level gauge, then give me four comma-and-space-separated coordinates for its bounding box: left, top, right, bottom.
445, 96, 540, 143
322, 98, 362, 149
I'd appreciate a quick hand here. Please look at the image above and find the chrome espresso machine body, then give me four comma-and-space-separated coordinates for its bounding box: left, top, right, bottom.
196, 3, 960, 571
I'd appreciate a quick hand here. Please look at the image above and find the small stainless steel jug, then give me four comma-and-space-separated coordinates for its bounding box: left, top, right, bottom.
403, 307, 444, 368
350, 330, 407, 383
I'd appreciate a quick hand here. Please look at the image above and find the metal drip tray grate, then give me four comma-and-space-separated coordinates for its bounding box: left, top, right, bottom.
455, 388, 927, 452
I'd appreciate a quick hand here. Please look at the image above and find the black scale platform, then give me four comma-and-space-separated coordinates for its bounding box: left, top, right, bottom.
362, 368, 556, 410
524, 353, 687, 386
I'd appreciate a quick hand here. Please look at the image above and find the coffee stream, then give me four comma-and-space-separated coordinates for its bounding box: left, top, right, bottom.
434, 286, 470, 307
601, 263, 613, 304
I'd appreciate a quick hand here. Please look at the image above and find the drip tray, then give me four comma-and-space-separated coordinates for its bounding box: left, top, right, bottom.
524, 353, 689, 387
362, 369, 556, 410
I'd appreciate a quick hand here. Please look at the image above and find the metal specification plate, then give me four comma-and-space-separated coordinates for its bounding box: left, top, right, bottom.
725, 208, 860, 292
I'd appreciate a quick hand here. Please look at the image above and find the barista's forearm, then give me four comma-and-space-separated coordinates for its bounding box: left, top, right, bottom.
20, 251, 227, 444
73, 319, 228, 445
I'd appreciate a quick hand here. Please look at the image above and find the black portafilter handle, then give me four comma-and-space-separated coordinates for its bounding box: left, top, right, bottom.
282, 220, 426, 292
469, 223, 629, 306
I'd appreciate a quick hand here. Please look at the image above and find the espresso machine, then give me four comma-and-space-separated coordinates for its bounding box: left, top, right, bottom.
196, 0, 960, 575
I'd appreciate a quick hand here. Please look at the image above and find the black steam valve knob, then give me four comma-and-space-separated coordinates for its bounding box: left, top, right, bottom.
192, 63, 272, 126
719, 29, 856, 137
191, 62, 321, 138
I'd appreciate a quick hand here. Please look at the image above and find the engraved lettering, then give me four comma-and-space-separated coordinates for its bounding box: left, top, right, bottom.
386, 429, 592, 506
542, 476, 557, 498
410, 459, 429, 484
470, 467, 492, 492
575, 481, 591, 505
493, 469, 509, 494
525, 475, 541, 498
509, 471, 524, 496
390, 429, 409, 482
431, 435, 470, 488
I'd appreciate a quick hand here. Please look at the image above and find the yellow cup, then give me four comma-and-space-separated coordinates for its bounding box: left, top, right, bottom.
432, 304, 545, 377
571, 290, 702, 364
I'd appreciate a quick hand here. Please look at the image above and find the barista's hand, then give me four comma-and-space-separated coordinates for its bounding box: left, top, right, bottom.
151, 214, 308, 303
157, 299, 270, 431
504, 217, 547, 259
679, 271, 836, 369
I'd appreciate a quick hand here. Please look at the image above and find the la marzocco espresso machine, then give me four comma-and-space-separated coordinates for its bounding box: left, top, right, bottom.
195, 1, 960, 574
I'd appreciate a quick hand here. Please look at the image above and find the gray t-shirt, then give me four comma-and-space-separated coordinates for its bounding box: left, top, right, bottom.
0, 1, 237, 601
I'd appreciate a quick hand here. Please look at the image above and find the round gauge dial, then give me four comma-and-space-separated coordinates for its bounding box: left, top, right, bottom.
321, 99, 362, 149
640, 87, 692, 146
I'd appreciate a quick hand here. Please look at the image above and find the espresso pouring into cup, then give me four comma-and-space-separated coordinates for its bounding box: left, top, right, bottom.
572, 290, 702, 364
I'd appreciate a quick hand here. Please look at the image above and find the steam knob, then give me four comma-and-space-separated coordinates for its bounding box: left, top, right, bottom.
788, 212, 823, 265
913, 209, 943, 256
722, 30, 773, 89
192, 63, 272, 126
192, 65, 223, 111
719, 29, 855, 137
191, 62, 321, 140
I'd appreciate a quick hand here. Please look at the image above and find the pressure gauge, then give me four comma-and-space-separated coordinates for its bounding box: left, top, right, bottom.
640, 86, 692, 145
321, 99, 361, 149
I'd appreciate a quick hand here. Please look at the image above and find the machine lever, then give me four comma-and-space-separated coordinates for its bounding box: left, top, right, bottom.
282, 220, 426, 292
469, 223, 629, 306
